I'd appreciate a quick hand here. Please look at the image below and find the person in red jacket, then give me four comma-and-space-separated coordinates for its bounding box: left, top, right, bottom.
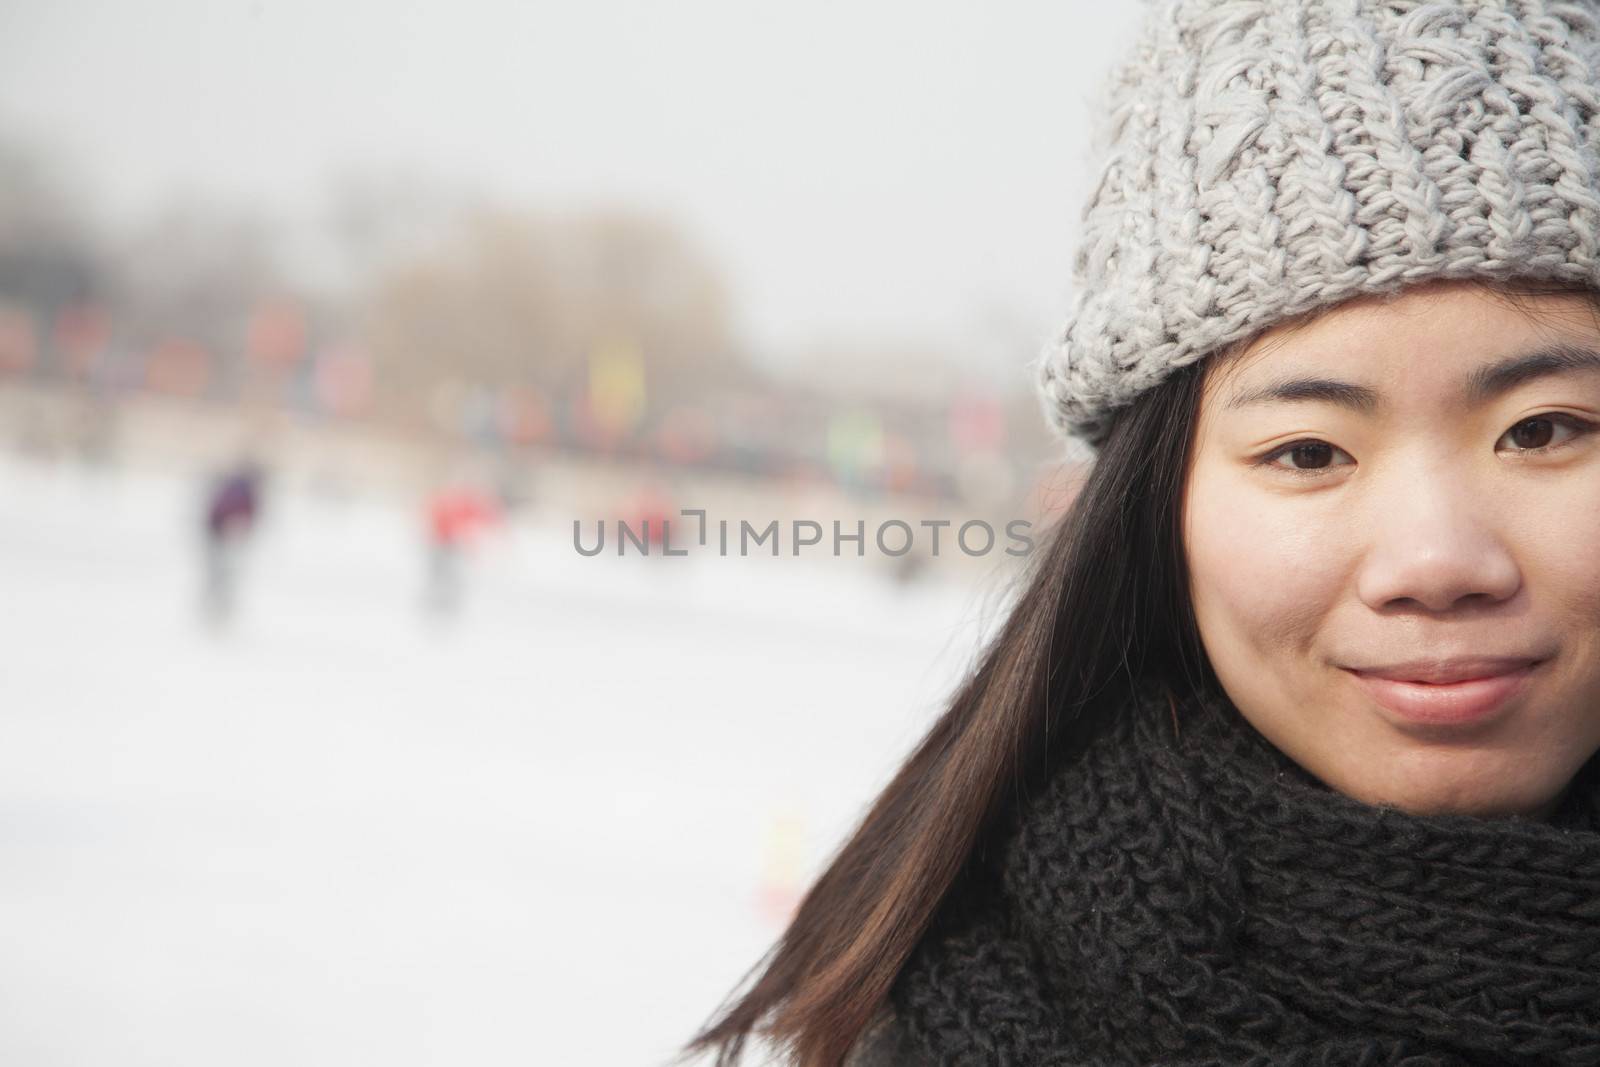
423, 478, 500, 617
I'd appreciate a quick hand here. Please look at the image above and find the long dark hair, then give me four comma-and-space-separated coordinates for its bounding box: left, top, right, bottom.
680, 355, 1220, 1066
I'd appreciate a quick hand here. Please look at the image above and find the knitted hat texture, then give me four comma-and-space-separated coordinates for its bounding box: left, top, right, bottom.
1034, 0, 1600, 453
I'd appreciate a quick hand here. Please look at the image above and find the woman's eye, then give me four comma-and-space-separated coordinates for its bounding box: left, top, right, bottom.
1497, 413, 1596, 453
1258, 440, 1352, 477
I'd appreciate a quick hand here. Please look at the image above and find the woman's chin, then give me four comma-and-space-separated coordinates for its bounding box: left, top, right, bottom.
1318, 749, 1565, 820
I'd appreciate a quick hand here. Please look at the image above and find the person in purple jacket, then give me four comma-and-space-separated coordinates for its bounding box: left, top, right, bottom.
200, 457, 265, 625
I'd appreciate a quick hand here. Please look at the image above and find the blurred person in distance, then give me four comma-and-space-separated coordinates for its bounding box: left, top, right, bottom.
626, 480, 675, 554
199, 455, 266, 627
423, 472, 502, 618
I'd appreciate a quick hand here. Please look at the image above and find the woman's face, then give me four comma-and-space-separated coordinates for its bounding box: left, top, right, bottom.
1184, 279, 1600, 818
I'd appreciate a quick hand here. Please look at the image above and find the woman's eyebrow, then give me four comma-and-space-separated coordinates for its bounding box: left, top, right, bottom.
1224, 342, 1600, 413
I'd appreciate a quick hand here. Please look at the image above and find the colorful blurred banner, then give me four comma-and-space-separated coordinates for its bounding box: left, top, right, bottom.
586, 337, 647, 446
0, 305, 38, 375
246, 298, 307, 371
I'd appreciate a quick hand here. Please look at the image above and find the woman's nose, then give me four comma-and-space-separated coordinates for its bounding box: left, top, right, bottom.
1353, 470, 1522, 614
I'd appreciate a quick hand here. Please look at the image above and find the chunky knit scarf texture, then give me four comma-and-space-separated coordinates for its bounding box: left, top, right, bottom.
889, 681, 1600, 1066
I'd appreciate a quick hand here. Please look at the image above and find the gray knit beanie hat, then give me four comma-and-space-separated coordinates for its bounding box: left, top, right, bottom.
1035, 0, 1600, 456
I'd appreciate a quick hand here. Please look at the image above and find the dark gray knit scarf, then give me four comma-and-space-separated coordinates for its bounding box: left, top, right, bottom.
890, 680, 1600, 1066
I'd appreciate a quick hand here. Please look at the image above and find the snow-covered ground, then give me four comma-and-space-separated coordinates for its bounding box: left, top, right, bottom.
0, 454, 1017, 1066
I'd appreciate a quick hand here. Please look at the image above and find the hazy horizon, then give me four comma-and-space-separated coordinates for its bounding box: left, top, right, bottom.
0, 1, 1146, 370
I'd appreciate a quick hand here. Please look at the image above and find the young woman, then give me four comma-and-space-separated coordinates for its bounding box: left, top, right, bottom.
686, 1, 1600, 1063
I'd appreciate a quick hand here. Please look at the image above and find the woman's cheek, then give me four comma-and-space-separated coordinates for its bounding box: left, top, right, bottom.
1514, 476, 1600, 640
1187, 479, 1344, 664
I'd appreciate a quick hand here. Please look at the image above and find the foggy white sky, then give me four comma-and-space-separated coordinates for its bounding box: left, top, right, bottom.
0, 0, 1146, 371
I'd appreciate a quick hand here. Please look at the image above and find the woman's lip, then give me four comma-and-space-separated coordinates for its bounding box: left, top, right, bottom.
1343, 662, 1540, 728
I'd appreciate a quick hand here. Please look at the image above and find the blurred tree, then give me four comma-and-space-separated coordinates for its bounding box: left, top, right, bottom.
360, 206, 748, 434
322, 169, 480, 296
0, 135, 96, 272
0, 136, 103, 377
105, 196, 286, 400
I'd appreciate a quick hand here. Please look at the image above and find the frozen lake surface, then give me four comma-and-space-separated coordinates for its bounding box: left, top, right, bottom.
0, 455, 1013, 1066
